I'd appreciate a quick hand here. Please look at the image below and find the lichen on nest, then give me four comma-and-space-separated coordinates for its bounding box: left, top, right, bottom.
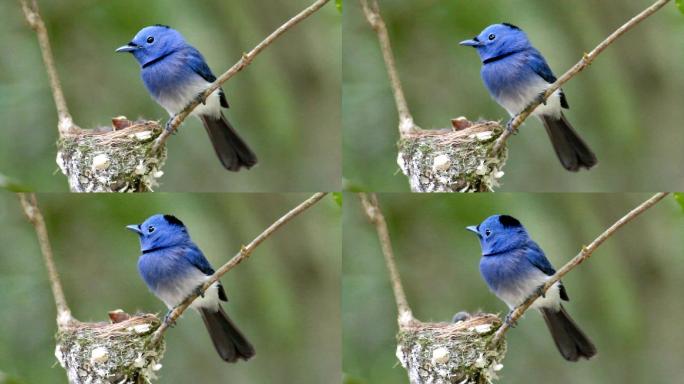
397, 120, 508, 192
55, 314, 165, 384
56, 120, 167, 192
396, 315, 506, 384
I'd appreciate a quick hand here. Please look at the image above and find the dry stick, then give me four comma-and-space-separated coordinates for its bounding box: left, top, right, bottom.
17, 193, 74, 329
359, 193, 415, 327
359, 0, 418, 138
18, 0, 78, 137
150, 192, 328, 344
491, 0, 671, 154
151, 0, 330, 152
490, 192, 670, 346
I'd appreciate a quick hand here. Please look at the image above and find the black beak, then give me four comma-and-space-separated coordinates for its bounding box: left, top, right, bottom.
126, 224, 143, 234
116, 42, 140, 53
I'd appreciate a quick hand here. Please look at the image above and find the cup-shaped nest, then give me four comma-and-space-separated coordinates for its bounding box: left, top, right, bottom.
397, 120, 507, 192
56, 120, 167, 192
396, 315, 506, 384
55, 315, 165, 384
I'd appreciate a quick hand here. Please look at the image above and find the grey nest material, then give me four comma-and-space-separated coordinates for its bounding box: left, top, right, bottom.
397, 121, 508, 192
396, 315, 507, 384
56, 121, 167, 192
55, 315, 165, 384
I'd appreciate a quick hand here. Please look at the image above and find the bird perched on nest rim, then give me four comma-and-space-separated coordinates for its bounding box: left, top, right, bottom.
117, 25, 257, 171
460, 23, 597, 171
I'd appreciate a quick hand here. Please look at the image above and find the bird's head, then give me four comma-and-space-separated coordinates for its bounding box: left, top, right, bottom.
466, 214, 529, 256
116, 25, 186, 67
127, 214, 190, 252
459, 23, 531, 63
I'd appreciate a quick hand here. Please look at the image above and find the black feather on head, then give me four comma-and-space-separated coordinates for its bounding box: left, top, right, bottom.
163, 214, 185, 227
154, 24, 171, 29
502, 22, 521, 30
498, 215, 522, 228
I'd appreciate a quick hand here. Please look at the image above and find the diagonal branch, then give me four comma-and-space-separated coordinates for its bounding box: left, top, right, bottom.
19, 0, 79, 136
17, 193, 75, 329
490, 192, 670, 346
491, 0, 671, 154
150, 192, 328, 344
359, 193, 414, 327
151, 0, 330, 152
359, 0, 418, 138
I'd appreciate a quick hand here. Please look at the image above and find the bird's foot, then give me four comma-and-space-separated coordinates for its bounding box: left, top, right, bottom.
505, 118, 519, 135
163, 310, 177, 327
193, 92, 207, 106
193, 284, 206, 298
534, 284, 547, 298
504, 311, 518, 328
535, 91, 548, 106
164, 119, 177, 134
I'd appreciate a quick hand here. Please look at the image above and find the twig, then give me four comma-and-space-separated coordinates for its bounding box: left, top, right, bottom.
490, 192, 670, 346
151, 0, 330, 152
19, 0, 78, 136
491, 0, 671, 153
359, 193, 414, 327
150, 192, 328, 344
358, 0, 418, 138
17, 193, 74, 329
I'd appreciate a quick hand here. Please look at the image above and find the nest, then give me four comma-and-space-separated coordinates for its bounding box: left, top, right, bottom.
56, 119, 167, 192
396, 314, 506, 384
397, 119, 508, 192
55, 314, 165, 384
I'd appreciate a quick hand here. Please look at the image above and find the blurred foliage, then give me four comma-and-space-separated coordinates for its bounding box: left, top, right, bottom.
674, 192, 684, 211
0, 192, 341, 383
343, 193, 684, 383
677, 0, 684, 14
343, 0, 684, 192
0, 0, 340, 192
0, 173, 30, 192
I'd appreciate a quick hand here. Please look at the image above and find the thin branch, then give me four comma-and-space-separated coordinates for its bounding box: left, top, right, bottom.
358, 0, 418, 137
17, 193, 74, 329
150, 192, 328, 344
19, 0, 78, 136
491, 0, 671, 153
490, 192, 670, 346
151, 0, 330, 152
359, 193, 414, 327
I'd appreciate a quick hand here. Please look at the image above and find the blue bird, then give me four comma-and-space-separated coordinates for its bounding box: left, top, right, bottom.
127, 214, 255, 362
467, 214, 596, 361
117, 25, 257, 171
460, 23, 597, 171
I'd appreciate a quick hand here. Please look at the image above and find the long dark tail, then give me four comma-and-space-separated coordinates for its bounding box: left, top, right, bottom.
199, 306, 255, 362
540, 113, 597, 172
199, 113, 258, 172
540, 306, 597, 362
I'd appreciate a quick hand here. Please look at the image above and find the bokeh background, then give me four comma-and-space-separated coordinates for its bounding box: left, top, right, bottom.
343, 0, 684, 192
343, 193, 684, 384
0, 193, 341, 383
0, 0, 340, 192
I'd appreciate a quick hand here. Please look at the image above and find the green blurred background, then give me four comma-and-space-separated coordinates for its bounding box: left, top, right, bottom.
0, 0, 340, 192
0, 192, 340, 383
343, 0, 684, 192
343, 193, 684, 383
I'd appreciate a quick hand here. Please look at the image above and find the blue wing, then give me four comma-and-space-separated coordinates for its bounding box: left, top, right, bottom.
525, 241, 569, 301
528, 48, 569, 109
185, 47, 230, 108
185, 244, 228, 301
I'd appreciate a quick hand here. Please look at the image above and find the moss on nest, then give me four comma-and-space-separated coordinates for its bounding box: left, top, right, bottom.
55, 315, 165, 384
397, 121, 508, 192
56, 121, 167, 192
396, 315, 506, 384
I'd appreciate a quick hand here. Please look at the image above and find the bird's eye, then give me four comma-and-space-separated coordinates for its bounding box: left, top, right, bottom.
485, 229, 492, 236
488, 34, 496, 41
146, 36, 154, 44
148, 225, 156, 233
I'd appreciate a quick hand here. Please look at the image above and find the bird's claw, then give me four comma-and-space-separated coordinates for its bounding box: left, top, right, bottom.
193, 284, 206, 298
504, 311, 518, 328
535, 284, 546, 298
164, 119, 176, 134
505, 118, 518, 135
163, 310, 177, 327
535, 91, 547, 106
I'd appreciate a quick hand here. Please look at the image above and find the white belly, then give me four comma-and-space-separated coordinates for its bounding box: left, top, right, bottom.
155, 268, 222, 311
156, 77, 222, 118
497, 77, 563, 118
496, 268, 562, 311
